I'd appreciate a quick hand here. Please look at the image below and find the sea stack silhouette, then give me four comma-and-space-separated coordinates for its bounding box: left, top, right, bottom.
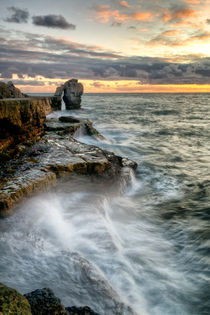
55, 79, 84, 110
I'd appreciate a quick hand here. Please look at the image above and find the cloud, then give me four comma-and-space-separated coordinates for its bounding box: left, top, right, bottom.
111, 22, 123, 27
91, 81, 105, 88
161, 30, 181, 36
93, 5, 154, 23
1, 28, 210, 85
128, 26, 137, 30
148, 30, 181, 46
148, 29, 210, 47
12, 80, 45, 86
32, 14, 76, 29
5, 6, 29, 23
184, 0, 201, 4
119, 1, 131, 8
162, 7, 196, 22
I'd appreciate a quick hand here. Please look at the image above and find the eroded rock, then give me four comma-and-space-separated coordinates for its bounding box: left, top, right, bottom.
53, 79, 84, 110
0, 98, 52, 160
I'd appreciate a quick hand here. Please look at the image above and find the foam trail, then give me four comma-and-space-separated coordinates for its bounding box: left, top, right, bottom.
100, 198, 123, 252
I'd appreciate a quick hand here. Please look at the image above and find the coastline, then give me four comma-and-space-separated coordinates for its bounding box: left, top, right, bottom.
0, 95, 137, 314
0, 97, 137, 217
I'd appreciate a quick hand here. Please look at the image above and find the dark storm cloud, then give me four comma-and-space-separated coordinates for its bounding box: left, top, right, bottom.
32, 14, 76, 29
0, 30, 121, 60
1, 29, 210, 84
5, 6, 29, 23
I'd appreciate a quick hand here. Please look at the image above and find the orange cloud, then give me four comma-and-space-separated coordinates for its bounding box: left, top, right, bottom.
120, 1, 131, 8
138, 28, 149, 32
163, 8, 196, 22
184, 0, 201, 4
172, 32, 210, 46
94, 6, 120, 23
149, 30, 210, 48
131, 12, 154, 21
161, 30, 181, 36
94, 6, 154, 23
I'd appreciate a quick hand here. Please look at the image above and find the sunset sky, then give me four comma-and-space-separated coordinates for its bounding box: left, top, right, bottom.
0, 0, 210, 93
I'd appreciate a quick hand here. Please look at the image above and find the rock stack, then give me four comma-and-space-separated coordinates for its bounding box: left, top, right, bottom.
53, 79, 84, 110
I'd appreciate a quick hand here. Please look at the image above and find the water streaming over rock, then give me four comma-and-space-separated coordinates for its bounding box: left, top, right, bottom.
0, 93, 210, 314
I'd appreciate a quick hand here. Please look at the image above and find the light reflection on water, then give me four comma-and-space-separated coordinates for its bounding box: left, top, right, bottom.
0, 93, 210, 315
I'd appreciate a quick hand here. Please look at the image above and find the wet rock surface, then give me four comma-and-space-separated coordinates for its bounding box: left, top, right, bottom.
0, 115, 137, 216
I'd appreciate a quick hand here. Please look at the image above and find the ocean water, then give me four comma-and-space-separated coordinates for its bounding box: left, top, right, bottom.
0, 93, 210, 314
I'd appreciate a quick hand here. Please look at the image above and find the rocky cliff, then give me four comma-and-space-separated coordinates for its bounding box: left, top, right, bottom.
0, 98, 52, 160
0, 81, 27, 99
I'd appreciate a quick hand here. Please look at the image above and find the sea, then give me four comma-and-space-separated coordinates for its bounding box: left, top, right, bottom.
0, 93, 209, 315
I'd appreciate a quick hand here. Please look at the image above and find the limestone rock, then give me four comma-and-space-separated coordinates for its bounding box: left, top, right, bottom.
0, 120, 137, 216
0, 282, 32, 315
24, 288, 67, 315
63, 79, 83, 110
0, 81, 27, 99
0, 98, 51, 160
52, 79, 84, 110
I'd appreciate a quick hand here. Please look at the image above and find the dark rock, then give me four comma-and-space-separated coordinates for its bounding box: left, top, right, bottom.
59, 116, 80, 123
45, 117, 105, 141
24, 288, 67, 315
0, 282, 32, 315
0, 81, 27, 99
66, 306, 99, 315
63, 79, 83, 110
53, 79, 84, 110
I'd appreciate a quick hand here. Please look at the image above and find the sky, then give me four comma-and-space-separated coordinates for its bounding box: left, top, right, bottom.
0, 0, 210, 93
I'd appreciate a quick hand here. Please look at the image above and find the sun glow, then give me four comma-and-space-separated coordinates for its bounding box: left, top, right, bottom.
15, 79, 210, 94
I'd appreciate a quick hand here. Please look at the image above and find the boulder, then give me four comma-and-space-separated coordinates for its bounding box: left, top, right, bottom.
0, 282, 32, 315
24, 288, 67, 315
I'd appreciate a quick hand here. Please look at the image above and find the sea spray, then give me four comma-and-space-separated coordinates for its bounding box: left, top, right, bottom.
0, 93, 209, 314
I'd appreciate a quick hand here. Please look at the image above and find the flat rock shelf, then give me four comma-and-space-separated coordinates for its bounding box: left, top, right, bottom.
0, 115, 137, 217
